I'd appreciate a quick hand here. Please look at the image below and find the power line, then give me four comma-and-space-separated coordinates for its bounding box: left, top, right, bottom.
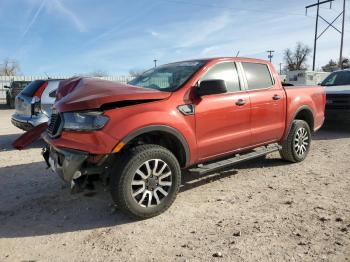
305, 0, 347, 70
158, 0, 313, 18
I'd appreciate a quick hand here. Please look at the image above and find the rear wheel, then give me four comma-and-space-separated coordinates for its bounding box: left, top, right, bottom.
110, 144, 181, 219
8, 97, 15, 109
280, 120, 311, 162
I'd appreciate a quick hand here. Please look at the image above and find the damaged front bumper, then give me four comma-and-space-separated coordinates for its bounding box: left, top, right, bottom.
42, 146, 88, 182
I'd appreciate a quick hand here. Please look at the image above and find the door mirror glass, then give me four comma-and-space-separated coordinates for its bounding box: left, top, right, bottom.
197, 79, 227, 97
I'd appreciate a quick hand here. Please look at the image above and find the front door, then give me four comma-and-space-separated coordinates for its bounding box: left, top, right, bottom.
195, 62, 252, 160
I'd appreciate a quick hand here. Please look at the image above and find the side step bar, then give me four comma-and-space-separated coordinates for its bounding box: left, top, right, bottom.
189, 144, 282, 175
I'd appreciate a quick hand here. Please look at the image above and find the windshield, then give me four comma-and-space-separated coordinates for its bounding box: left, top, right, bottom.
128, 61, 206, 92
321, 71, 350, 86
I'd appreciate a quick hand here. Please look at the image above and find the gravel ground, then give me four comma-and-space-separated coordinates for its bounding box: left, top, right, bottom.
0, 108, 349, 262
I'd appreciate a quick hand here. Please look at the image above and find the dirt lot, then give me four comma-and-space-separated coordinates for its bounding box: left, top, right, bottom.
0, 108, 349, 262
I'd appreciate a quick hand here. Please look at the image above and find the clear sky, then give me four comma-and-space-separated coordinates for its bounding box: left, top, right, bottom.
0, 0, 349, 75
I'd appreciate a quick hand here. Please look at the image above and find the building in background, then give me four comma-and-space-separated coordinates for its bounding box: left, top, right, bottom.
286, 70, 330, 86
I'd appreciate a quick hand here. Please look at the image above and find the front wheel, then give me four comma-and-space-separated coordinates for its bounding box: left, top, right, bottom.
280, 120, 311, 163
110, 144, 181, 219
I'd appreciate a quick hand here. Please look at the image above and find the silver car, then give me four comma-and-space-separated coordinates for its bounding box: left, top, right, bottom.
11, 79, 61, 131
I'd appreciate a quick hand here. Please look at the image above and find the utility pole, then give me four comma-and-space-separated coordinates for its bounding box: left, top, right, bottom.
312, 0, 320, 71
267, 50, 274, 62
305, 0, 346, 70
339, 0, 346, 69
153, 59, 157, 68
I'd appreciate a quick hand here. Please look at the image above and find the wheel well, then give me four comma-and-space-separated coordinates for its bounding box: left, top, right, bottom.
294, 108, 314, 131
123, 131, 187, 167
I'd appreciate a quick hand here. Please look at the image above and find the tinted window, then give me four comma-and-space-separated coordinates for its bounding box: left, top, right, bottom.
321, 71, 350, 86
201, 62, 240, 92
242, 62, 273, 90
21, 80, 45, 97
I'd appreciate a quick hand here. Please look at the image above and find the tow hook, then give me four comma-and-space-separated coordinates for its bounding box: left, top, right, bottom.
70, 175, 96, 194
70, 175, 85, 194
42, 147, 50, 169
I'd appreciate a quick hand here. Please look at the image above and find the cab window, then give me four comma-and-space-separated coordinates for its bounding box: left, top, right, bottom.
242, 62, 274, 90
200, 62, 241, 92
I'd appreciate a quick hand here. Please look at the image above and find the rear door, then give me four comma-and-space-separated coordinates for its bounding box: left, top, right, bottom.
195, 61, 252, 160
239, 62, 286, 145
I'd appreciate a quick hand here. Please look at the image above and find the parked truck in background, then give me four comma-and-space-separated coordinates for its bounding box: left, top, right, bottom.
11, 79, 61, 131
4, 80, 31, 108
321, 69, 350, 122
15, 57, 325, 219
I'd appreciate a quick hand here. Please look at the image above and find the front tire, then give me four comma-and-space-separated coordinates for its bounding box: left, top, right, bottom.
280, 120, 311, 162
110, 144, 181, 219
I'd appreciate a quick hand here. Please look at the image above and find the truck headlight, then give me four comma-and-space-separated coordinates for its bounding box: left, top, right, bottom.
63, 111, 109, 131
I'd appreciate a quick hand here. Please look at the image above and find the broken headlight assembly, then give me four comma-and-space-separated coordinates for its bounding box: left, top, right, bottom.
63, 111, 109, 131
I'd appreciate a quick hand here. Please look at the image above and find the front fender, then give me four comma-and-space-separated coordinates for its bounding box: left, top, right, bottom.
103, 103, 197, 165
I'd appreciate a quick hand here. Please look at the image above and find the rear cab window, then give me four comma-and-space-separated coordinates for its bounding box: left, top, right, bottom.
242, 62, 274, 90
20, 80, 46, 97
200, 62, 241, 92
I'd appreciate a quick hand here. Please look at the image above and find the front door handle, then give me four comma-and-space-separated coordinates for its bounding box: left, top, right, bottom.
272, 94, 281, 100
235, 99, 246, 106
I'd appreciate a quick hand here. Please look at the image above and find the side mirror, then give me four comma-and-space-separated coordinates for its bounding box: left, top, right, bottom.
4, 85, 10, 89
196, 79, 227, 97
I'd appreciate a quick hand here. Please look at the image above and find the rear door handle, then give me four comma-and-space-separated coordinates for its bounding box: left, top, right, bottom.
235, 99, 246, 106
272, 94, 281, 100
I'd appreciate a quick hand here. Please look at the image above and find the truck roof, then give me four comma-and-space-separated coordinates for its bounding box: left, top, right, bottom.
164, 57, 270, 66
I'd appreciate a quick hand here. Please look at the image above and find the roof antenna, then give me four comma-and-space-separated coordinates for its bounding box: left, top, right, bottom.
44, 72, 51, 79
235, 51, 240, 57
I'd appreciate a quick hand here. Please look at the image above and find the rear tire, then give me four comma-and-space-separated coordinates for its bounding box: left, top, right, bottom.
8, 98, 15, 109
280, 120, 311, 163
110, 144, 181, 219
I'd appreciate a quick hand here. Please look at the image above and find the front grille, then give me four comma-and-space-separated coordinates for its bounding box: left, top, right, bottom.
47, 113, 62, 137
326, 104, 350, 110
326, 94, 350, 110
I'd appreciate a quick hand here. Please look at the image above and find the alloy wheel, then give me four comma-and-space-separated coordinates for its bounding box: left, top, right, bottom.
131, 159, 172, 208
294, 127, 310, 157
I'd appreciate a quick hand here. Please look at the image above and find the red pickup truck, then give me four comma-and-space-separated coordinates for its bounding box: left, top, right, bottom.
15, 57, 325, 218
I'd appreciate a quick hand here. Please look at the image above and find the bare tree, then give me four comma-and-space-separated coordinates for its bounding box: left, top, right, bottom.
341, 57, 350, 69
129, 69, 145, 77
322, 57, 349, 72
322, 59, 339, 72
0, 58, 20, 76
283, 42, 311, 71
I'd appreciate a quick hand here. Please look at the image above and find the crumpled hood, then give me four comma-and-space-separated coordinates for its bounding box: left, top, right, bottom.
55, 77, 171, 112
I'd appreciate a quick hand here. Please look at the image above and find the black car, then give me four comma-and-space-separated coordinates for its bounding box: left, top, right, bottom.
5, 80, 31, 108
321, 69, 350, 122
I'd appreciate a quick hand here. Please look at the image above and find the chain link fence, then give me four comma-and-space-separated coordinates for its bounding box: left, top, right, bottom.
0, 75, 133, 104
